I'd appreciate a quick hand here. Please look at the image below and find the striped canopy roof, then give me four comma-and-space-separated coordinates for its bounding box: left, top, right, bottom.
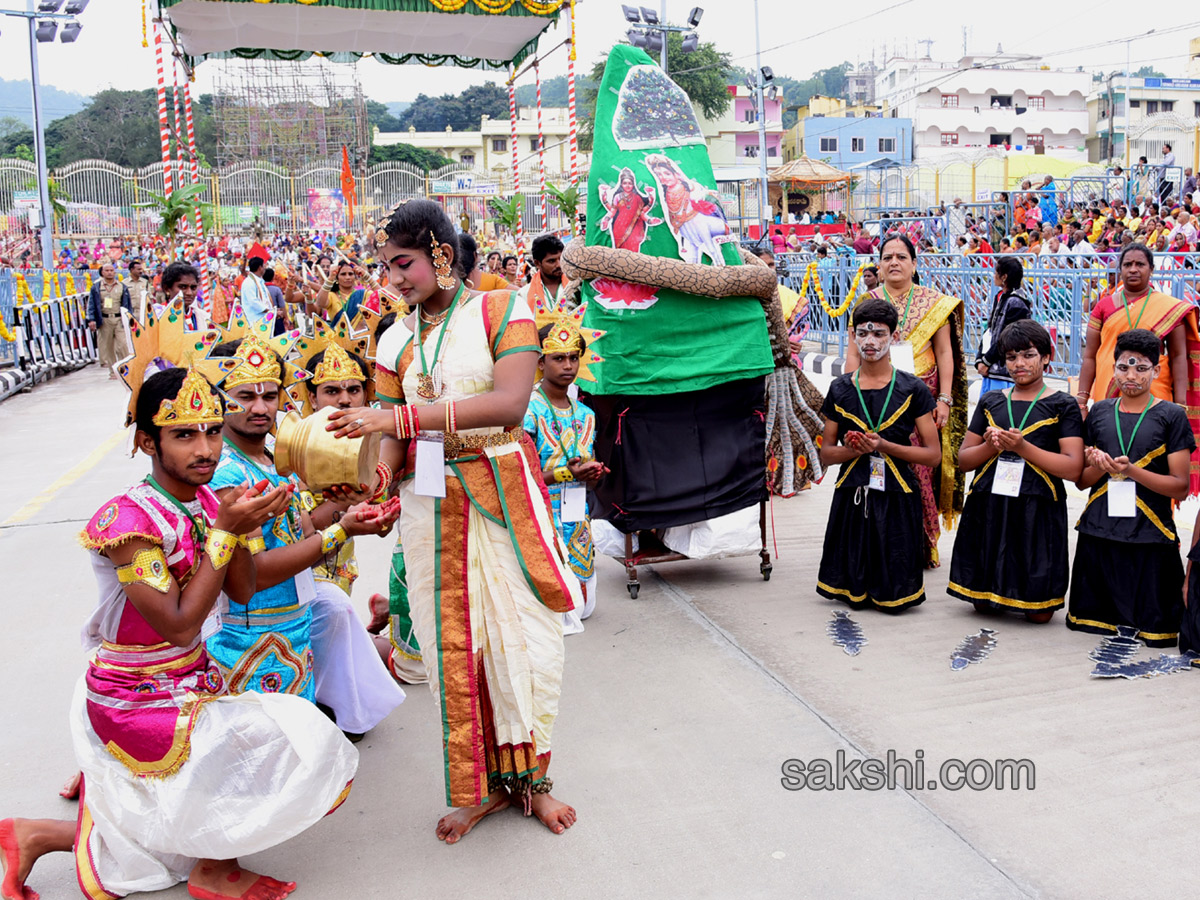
159, 0, 565, 70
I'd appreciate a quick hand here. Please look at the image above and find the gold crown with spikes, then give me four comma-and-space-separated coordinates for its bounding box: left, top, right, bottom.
152, 367, 224, 427
287, 315, 375, 415
117, 297, 223, 430
195, 303, 309, 413
534, 302, 605, 384
221, 333, 283, 387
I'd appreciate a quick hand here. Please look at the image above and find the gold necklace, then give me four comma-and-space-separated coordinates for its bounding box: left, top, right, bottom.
419, 306, 450, 326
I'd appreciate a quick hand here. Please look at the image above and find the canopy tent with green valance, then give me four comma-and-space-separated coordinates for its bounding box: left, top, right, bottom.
159, 0, 566, 70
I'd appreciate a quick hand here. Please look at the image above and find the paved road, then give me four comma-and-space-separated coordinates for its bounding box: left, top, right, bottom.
2, 365, 1196, 899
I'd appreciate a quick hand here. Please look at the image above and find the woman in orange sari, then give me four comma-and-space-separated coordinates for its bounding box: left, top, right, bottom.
845, 234, 968, 567
1077, 243, 1200, 493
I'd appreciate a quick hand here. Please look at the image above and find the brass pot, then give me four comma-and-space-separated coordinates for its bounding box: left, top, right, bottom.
275, 407, 381, 493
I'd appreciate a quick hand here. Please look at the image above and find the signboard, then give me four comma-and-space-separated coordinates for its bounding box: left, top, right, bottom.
305, 188, 346, 230
1142, 78, 1200, 90
431, 175, 499, 196
13, 190, 37, 209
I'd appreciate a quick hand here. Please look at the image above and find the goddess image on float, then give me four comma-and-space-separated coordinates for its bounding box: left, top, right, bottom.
644, 153, 731, 265
597, 167, 662, 253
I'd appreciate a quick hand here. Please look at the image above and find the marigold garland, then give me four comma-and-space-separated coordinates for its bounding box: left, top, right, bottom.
797, 260, 870, 318
14, 273, 34, 305
0, 316, 15, 343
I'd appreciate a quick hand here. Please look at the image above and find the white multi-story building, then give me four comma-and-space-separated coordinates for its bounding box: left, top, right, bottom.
875, 51, 1090, 162
374, 106, 588, 176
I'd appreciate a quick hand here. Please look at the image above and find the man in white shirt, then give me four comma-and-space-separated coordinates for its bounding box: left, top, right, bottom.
239, 256, 272, 324
1169, 207, 1197, 244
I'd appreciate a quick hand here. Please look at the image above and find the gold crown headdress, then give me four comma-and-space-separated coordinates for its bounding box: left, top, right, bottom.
534, 302, 604, 384
287, 316, 376, 415
196, 303, 308, 412
117, 297, 223, 430
152, 367, 224, 428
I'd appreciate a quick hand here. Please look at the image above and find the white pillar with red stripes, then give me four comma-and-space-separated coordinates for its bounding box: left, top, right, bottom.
508, 73, 523, 253
153, 21, 173, 198
535, 60, 547, 231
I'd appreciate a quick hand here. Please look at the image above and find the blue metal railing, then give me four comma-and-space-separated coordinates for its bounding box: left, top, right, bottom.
777, 251, 1200, 377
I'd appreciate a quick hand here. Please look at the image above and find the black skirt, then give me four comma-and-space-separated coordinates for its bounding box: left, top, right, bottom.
1066, 533, 1184, 647
585, 376, 767, 532
1178, 550, 1200, 657
948, 491, 1068, 614
816, 486, 926, 613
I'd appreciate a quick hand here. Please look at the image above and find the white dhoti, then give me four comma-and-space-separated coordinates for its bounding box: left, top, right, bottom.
309, 580, 406, 734
70, 678, 358, 899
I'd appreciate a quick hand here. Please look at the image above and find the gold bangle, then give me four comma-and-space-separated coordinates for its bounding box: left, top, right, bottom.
241, 534, 267, 555
553, 465, 573, 483
205, 529, 239, 571
319, 523, 348, 555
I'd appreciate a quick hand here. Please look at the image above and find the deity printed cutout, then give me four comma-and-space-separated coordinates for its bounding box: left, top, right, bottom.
591, 277, 660, 312
597, 167, 662, 253
613, 64, 706, 151
644, 153, 733, 266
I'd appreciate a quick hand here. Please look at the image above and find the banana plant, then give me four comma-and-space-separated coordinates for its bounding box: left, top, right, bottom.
132, 182, 213, 259
544, 183, 582, 236
488, 193, 525, 236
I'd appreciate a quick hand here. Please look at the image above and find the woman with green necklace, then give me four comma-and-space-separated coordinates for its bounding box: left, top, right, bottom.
325, 199, 583, 845
949, 320, 1084, 623
845, 234, 968, 569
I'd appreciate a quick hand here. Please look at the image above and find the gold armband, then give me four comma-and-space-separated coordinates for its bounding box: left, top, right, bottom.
319, 523, 348, 555
553, 465, 573, 483
240, 534, 267, 555
116, 547, 172, 594
204, 529, 239, 571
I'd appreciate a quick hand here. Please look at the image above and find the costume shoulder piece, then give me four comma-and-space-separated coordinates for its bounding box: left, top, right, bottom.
80, 491, 165, 552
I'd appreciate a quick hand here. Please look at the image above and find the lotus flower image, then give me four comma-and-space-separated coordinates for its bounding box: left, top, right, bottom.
591, 277, 660, 311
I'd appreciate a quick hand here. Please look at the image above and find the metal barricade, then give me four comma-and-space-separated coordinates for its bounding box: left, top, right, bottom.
773, 251, 1200, 378
0, 268, 97, 400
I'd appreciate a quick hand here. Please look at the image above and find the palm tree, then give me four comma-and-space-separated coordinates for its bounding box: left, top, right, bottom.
543, 183, 582, 236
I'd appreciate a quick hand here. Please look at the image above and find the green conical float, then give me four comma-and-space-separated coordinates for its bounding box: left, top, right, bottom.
562, 44, 824, 529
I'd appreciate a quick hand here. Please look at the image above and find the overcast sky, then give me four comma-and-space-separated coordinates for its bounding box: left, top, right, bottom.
4, 0, 1200, 120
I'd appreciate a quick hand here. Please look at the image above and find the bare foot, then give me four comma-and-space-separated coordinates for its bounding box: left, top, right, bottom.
1, 818, 76, 900
529, 792, 577, 835
58, 773, 81, 801
366, 593, 390, 635
435, 792, 510, 845
187, 859, 296, 900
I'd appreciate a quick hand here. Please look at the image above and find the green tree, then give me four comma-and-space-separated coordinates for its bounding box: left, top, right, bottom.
1133, 65, 1166, 78
515, 75, 576, 107
368, 142, 455, 170
366, 99, 404, 134
579, 30, 733, 152
397, 83, 509, 132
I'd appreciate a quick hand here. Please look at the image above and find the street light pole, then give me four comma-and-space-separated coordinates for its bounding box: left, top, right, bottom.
26, 0, 54, 267
660, 0, 667, 72
754, 0, 769, 237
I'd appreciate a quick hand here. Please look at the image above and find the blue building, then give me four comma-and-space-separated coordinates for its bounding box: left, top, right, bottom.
793, 114, 913, 170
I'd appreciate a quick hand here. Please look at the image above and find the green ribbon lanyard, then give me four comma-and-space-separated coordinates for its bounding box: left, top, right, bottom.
538, 386, 580, 460
417, 283, 466, 380
1121, 288, 1150, 331
1004, 383, 1046, 432
886, 285, 916, 335
852, 367, 898, 434
144, 474, 206, 546
1114, 398, 1155, 459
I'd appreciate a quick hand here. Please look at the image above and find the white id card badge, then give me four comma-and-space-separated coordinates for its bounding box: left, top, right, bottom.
293, 569, 317, 607
561, 484, 587, 523
992, 458, 1025, 497
414, 433, 447, 498
1107, 479, 1137, 517
868, 455, 886, 491
890, 340, 916, 374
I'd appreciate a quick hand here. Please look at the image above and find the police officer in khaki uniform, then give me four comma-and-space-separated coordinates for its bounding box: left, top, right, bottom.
126, 258, 153, 324
86, 262, 130, 378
